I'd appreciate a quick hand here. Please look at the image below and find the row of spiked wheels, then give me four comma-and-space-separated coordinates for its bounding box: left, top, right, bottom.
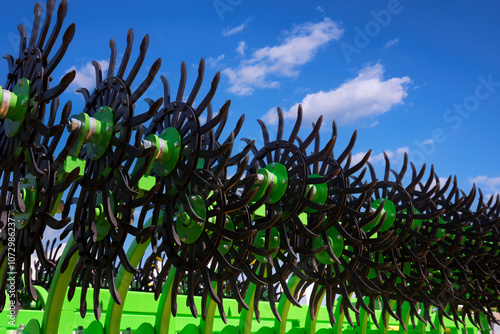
0, 1, 499, 333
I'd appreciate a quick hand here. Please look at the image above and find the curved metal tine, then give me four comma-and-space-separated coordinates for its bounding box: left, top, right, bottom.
92, 61, 104, 107
125, 34, 150, 90
256, 119, 273, 164
312, 129, 321, 174
29, 3, 42, 47
175, 61, 188, 105
186, 58, 205, 106
12, 165, 25, 213
274, 108, 285, 162
187, 271, 198, 318
43, 0, 68, 56
287, 105, 303, 145
45, 23, 75, 77
40, 70, 75, 103
268, 284, 281, 321
157, 75, 171, 109
18, 24, 27, 65
304, 138, 335, 170
405, 163, 427, 193
214, 111, 229, 142
199, 101, 230, 135
36, 0, 55, 48
346, 150, 372, 176
34, 238, 55, 268
129, 97, 162, 128
195, 73, 220, 117
115, 29, 134, 81
130, 58, 162, 105
336, 130, 357, 165
227, 139, 253, 168
299, 116, 323, 154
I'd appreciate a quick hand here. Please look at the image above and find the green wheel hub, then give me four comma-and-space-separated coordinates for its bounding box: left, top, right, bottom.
0, 78, 31, 137
314, 226, 344, 265
11, 174, 37, 229
252, 162, 289, 205
67, 106, 114, 160
175, 195, 207, 244
151, 127, 182, 177
363, 198, 396, 233
305, 174, 328, 213
218, 216, 234, 255
253, 227, 280, 263
94, 192, 115, 241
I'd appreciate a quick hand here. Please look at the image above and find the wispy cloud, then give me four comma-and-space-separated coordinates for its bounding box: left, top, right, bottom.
222, 17, 252, 37
223, 18, 343, 96
236, 41, 246, 56
351, 146, 409, 166
316, 6, 325, 13
207, 54, 225, 69
384, 38, 400, 49
263, 63, 410, 125
65, 60, 109, 93
469, 175, 500, 198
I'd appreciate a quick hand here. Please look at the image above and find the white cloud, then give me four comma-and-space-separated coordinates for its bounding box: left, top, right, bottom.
263, 63, 410, 125
236, 41, 247, 56
222, 18, 251, 37
316, 6, 325, 13
350, 146, 409, 166
65, 60, 109, 93
207, 54, 225, 69
223, 18, 343, 96
469, 175, 500, 197
384, 38, 400, 49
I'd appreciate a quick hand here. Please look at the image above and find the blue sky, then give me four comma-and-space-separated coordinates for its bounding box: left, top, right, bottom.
1, 0, 500, 200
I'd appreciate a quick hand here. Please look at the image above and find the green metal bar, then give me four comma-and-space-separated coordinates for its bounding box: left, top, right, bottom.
238, 280, 258, 334
41, 236, 77, 334
303, 286, 326, 334
199, 281, 218, 334
155, 267, 177, 334
104, 220, 152, 334
274, 275, 300, 334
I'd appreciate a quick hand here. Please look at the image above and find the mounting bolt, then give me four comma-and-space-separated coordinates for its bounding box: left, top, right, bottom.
391, 213, 395, 218
19, 178, 25, 183
223, 244, 229, 249
174, 141, 180, 147
337, 235, 341, 239
29, 186, 36, 192
21, 100, 27, 107
274, 236, 279, 241
8, 131, 13, 136
197, 221, 204, 226
93, 153, 98, 159
9, 210, 16, 216
181, 237, 187, 242
282, 179, 286, 184
19, 219, 25, 225
329, 258, 334, 262
106, 125, 111, 132
191, 196, 197, 201
272, 163, 276, 167
18, 80, 23, 85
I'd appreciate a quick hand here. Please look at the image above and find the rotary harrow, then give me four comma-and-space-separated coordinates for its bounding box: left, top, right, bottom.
0, 1, 499, 334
